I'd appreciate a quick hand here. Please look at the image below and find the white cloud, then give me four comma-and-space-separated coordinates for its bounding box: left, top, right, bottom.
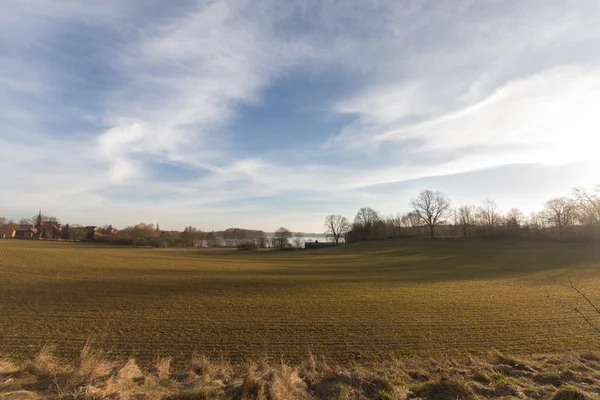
95, 0, 312, 179
331, 67, 600, 170
2, 0, 600, 231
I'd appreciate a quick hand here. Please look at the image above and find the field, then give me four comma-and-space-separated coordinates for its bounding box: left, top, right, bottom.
1, 239, 600, 367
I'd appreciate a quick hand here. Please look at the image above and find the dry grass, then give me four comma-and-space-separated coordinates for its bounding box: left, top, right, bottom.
2, 346, 600, 399
1, 239, 600, 366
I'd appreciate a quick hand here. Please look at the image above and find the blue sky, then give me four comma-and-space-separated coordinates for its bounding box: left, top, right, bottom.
1, 0, 599, 231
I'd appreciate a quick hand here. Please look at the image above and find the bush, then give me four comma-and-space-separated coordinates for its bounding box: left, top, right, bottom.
237, 241, 258, 251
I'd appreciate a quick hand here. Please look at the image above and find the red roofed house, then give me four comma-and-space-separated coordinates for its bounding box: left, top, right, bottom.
0, 226, 16, 239
16, 225, 37, 238
35, 211, 62, 239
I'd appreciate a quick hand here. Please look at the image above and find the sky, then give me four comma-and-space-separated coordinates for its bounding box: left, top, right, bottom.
1, 0, 599, 232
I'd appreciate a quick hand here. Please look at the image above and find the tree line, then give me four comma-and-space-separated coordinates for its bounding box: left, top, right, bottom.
322, 184, 600, 243
2, 184, 598, 247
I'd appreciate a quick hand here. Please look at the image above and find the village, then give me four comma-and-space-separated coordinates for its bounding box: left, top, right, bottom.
0, 211, 115, 241
0, 211, 321, 249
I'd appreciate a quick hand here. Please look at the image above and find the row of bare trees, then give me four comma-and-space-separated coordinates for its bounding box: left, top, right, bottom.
96, 225, 271, 248
323, 184, 600, 243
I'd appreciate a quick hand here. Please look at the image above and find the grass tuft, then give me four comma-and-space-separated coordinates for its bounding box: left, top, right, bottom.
414, 379, 475, 400
552, 385, 594, 400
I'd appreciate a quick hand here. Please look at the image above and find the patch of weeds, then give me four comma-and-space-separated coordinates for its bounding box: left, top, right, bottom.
377, 389, 394, 400
167, 389, 224, 400
495, 370, 510, 383
494, 381, 522, 397
408, 370, 428, 382
472, 370, 491, 384
469, 382, 496, 397
414, 379, 475, 400
533, 372, 564, 387
552, 385, 594, 400
523, 385, 542, 398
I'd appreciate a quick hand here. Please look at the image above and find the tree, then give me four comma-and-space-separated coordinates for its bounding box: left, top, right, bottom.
0, 217, 7, 226
542, 197, 577, 240
205, 231, 219, 247
271, 227, 292, 250
66, 225, 87, 241
567, 280, 600, 334
506, 208, 525, 226
292, 232, 304, 249
410, 190, 452, 239
573, 185, 600, 224
61, 224, 71, 240
505, 207, 525, 238
256, 233, 268, 248
181, 226, 200, 247
323, 215, 349, 244
402, 211, 422, 237
457, 205, 477, 238
352, 207, 380, 241
479, 199, 502, 237
31, 214, 59, 224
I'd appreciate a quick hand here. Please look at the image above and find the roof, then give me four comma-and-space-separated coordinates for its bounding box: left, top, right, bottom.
305, 241, 340, 248
85, 226, 98, 230
0, 226, 16, 235
39, 221, 62, 229
19, 224, 34, 230
16, 227, 37, 233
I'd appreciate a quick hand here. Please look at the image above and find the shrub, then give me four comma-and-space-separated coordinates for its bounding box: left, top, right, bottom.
237, 241, 258, 251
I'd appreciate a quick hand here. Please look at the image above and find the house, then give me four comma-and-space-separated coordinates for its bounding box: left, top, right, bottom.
304, 240, 341, 249
85, 226, 99, 239
0, 226, 16, 239
37, 221, 62, 239
35, 211, 62, 239
16, 225, 37, 239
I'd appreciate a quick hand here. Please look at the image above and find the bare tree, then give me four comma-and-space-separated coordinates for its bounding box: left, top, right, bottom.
323, 215, 349, 244
352, 207, 380, 240
573, 185, 600, 223
292, 232, 304, 249
457, 205, 477, 238
402, 211, 422, 237
505, 207, 525, 238
506, 208, 525, 226
354, 207, 380, 229
385, 213, 403, 238
271, 227, 292, 250
181, 226, 201, 247
528, 211, 545, 231
410, 190, 452, 239
0, 217, 7, 226
542, 197, 577, 240
479, 199, 502, 237
567, 280, 600, 334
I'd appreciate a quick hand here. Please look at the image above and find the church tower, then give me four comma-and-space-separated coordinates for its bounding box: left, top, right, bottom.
35, 210, 43, 238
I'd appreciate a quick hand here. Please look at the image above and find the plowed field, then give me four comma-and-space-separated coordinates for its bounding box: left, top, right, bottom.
1, 239, 599, 365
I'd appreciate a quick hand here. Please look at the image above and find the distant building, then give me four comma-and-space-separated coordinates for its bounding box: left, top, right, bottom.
304, 240, 341, 249
85, 226, 99, 239
0, 226, 16, 239
35, 211, 62, 239
16, 225, 37, 239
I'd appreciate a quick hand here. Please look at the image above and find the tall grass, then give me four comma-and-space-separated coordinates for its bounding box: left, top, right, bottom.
2, 345, 600, 399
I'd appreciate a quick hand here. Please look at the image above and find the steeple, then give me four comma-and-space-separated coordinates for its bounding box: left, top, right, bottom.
35, 209, 43, 238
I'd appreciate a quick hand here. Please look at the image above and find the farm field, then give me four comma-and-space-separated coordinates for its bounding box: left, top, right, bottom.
1, 239, 599, 366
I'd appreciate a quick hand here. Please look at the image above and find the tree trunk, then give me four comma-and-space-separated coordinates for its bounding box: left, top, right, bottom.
429, 225, 435, 239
